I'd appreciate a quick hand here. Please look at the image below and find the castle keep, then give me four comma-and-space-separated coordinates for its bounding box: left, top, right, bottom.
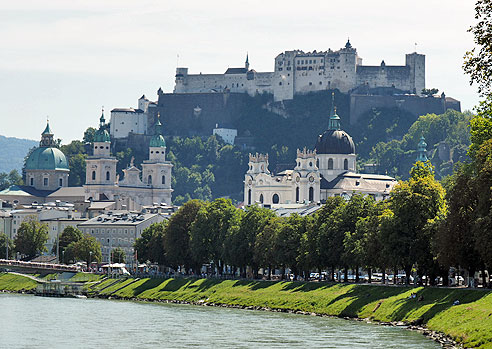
174, 40, 425, 102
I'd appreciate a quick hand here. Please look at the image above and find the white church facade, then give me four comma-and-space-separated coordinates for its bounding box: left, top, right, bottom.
244, 95, 397, 205
84, 112, 173, 210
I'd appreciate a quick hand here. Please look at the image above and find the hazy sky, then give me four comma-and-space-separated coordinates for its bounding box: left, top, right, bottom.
0, 1, 480, 142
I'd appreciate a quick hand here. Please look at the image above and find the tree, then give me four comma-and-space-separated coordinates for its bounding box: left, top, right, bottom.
341, 194, 377, 282
317, 197, 347, 280
14, 217, 48, 260
70, 234, 102, 266
254, 217, 281, 279
434, 164, 482, 284
464, 0, 492, 97
111, 247, 126, 263
164, 200, 204, 273
224, 205, 274, 278
0, 232, 14, 259
52, 226, 83, 262
134, 222, 167, 264
387, 162, 447, 284
274, 214, 305, 279
190, 198, 238, 274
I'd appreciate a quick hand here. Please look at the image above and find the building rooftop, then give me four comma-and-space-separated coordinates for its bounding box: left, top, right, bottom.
79, 212, 163, 226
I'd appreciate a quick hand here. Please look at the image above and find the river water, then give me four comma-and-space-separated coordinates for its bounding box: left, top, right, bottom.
0, 294, 439, 348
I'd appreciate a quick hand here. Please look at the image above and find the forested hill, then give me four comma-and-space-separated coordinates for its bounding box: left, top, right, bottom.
0, 135, 37, 173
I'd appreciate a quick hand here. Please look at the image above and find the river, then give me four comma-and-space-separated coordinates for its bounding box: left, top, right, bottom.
0, 294, 439, 348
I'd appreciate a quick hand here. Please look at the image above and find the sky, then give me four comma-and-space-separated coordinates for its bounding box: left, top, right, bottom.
0, 0, 480, 143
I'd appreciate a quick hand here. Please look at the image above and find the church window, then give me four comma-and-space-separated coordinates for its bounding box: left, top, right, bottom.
309, 161, 313, 167
106, 171, 110, 181
59, 178, 63, 187
328, 158, 334, 170
259, 194, 264, 204
30, 177, 34, 186
319, 81, 322, 85
156, 151, 159, 154
309, 187, 314, 202
148, 175, 152, 184
316, 159, 319, 167
309, 82, 312, 85
272, 194, 279, 204
279, 82, 282, 86
151, 151, 153, 154
92, 171, 96, 180
106, 146, 109, 149
162, 175, 165, 185
248, 189, 251, 205
43, 178, 48, 187
344, 159, 348, 170
296, 187, 300, 202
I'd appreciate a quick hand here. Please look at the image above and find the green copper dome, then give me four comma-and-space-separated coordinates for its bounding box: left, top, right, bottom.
25, 122, 68, 171
25, 147, 69, 170
94, 110, 111, 143
94, 128, 111, 142
150, 117, 166, 147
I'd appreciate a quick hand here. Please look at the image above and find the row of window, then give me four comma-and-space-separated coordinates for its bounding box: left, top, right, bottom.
247, 188, 314, 205
29, 177, 63, 187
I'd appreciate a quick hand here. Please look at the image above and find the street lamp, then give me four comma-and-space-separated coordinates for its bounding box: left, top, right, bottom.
62, 250, 65, 265
89, 251, 93, 271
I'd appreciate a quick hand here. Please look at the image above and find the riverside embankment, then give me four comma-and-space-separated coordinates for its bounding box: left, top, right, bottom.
2, 272, 492, 348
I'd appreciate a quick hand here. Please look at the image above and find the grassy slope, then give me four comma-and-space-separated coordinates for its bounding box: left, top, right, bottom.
88, 278, 492, 348
0, 273, 37, 291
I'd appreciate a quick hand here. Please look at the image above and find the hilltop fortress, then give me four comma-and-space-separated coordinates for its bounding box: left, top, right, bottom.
174, 40, 425, 101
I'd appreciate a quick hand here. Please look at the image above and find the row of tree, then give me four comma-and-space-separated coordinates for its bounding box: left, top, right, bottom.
134, 160, 457, 284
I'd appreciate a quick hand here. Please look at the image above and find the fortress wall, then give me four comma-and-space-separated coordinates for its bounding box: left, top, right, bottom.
179, 74, 248, 93
154, 92, 248, 137
349, 94, 447, 124
356, 66, 413, 91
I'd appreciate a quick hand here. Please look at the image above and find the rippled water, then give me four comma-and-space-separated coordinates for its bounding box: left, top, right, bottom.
0, 294, 439, 348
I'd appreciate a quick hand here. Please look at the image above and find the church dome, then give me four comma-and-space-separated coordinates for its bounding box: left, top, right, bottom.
315, 129, 355, 154
150, 115, 166, 147
94, 128, 111, 143
25, 146, 69, 170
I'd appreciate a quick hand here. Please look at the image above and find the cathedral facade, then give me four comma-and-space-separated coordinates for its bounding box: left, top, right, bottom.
84, 113, 173, 210
244, 96, 397, 205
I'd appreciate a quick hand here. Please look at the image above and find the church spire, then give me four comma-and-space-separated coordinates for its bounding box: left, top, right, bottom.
150, 113, 166, 148
416, 135, 428, 162
40, 119, 56, 147
328, 92, 341, 131
245, 53, 249, 70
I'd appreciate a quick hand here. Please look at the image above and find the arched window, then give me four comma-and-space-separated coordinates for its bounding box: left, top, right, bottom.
106, 171, 110, 181
59, 178, 63, 187
162, 175, 166, 185
309, 187, 314, 202
272, 194, 279, 204
328, 158, 334, 170
296, 187, 300, 202
248, 189, 251, 205
148, 175, 152, 184
92, 171, 96, 180
43, 178, 48, 187
259, 194, 264, 204
344, 159, 348, 170
30, 177, 34, 186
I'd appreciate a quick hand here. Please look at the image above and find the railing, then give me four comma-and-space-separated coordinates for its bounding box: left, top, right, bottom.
0, 259, 80, 272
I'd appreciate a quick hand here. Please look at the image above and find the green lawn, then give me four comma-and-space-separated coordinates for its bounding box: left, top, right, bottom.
87, 278, 492, 348
0, 272, 37, 291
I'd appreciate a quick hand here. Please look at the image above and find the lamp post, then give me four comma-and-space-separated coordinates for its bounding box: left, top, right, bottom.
62, 250, 65, 265
89, 251, 93, 272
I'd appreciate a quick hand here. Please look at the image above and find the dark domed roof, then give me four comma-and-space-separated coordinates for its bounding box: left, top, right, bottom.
315, 129, 355, 154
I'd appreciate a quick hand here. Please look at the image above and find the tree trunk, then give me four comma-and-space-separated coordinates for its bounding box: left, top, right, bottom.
281, 266, 285, 280
355, 266, 360, 283
318, 267, 322, 281
344, 267, 348, 283
482, 267, 487, 288
393, 266, 397, 285
268, 265, 272, 280
331, 265, 335, 282
405, 265, 412, 285
382, 269, 386, 284
368, 268, 372, 284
